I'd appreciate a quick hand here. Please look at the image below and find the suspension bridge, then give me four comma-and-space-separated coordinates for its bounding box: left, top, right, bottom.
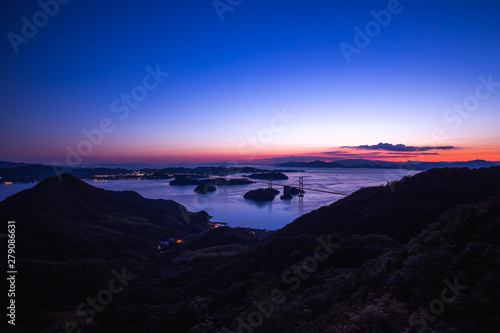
248, 179, 349, 196
200, 173, 350, 197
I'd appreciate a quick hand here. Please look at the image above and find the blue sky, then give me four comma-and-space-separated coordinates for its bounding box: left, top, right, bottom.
1, 0, 499, 164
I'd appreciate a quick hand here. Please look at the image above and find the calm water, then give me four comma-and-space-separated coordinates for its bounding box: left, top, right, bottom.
0, 168, 419, 230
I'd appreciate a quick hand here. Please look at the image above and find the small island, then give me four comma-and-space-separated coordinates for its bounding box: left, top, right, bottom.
169, 177, 201, 185
243, 188, 280, 201
248, 172, 289, 180
280, 193, 293, 200
194, 180, 217, 194
289, 187, 305, 195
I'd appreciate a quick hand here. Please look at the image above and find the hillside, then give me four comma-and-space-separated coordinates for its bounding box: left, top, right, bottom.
282, 167, 500, 241
193, 167, 500, 332
0, 174, 212, 331
1, 168, 500, 332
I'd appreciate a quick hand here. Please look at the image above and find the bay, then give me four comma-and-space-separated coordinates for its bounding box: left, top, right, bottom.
0, 168, 419, 230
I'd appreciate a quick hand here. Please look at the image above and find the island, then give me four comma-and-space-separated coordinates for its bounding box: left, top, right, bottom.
248, 172, 289, 180
289, 187, 305, 195
243, 188, 280, 201
194, 180, 217, 194
280, 193, 293, 200
169, 176, 201, 185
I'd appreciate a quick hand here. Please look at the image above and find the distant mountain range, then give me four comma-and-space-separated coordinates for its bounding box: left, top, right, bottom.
1, 159, 499, 184
0, 163, 285, 184
276, 158, 500, 170
0, 161, 28, 168
2, 167, 500, 332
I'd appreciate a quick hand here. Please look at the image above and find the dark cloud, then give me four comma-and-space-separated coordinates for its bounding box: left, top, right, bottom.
341, 143, 455, 152
386, 152, 439, 155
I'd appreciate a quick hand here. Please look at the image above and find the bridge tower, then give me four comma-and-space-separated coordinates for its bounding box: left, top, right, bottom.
298, 177, 304, 197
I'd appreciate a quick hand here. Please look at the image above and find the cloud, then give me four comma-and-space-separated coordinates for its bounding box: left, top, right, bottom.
385, 152, 439, 155
341, 142, 455, 152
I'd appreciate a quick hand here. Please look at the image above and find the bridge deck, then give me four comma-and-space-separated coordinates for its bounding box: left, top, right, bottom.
205, 175, 350, 196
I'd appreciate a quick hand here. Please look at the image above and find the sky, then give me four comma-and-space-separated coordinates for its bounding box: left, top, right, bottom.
1, 0, 499, 165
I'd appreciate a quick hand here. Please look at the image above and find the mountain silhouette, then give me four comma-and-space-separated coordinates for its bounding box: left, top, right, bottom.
0, 173, 209, 261
281, 167, 500, 241
2, 168, 500, 332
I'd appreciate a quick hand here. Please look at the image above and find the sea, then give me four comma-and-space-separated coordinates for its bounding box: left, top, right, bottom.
0, 168, 420, 230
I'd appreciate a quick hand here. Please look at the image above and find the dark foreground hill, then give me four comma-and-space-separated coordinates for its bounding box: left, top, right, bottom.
0, 174, 211, 260
2, 168, 500, 332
